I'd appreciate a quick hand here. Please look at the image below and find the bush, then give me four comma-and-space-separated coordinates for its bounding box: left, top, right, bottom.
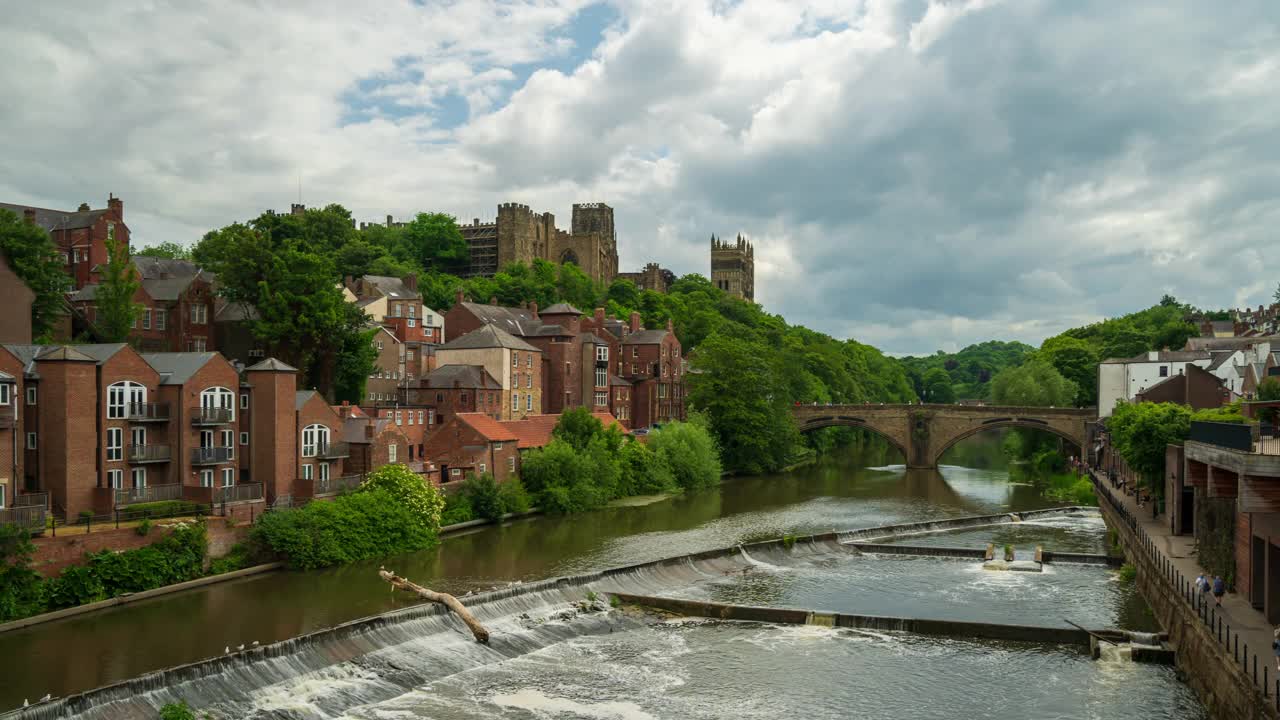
648, 420, 722, 491
82, 523, 206, 598
208, 543, 251, 575
618, 439, 677, 496
461, 473, 504, 522
121, 500, 204, 520
521, 439, 609, 513
251, 488, 438, 570
0, 525, 46, 622
359, 463, 445, 528
497, 476, 532, 515
1118, 563, 1137, 583
440, 492, 475, 526
159, 701, 199, 720
45, 565, 106, 608
136, 518, 153, 536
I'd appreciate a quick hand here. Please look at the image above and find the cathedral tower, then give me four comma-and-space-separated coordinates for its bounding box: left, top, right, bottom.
710, 234, 754, 302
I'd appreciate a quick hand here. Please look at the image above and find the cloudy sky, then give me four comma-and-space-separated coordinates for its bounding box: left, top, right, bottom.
2, 1, 1277, 355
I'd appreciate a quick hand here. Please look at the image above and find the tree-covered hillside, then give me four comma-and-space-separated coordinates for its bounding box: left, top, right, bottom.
898, 341, 1035, 402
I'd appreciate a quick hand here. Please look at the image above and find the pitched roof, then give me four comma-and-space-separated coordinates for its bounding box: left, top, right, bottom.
541, 302, 582, 315
1208, 351, 1236, 371
456, 413, 518, 442
68, 283, 99, 302
66, 343, 129, 364
439, 324, 538, 352
35, 346, 96, 362
214, 300, 259, 322
296, 389, 320, 411
419, 364, 502, 390
0, 202, 106, 231
499, 411, 623, 449
609, 374, 631, 387
0, 370, 15, 382
141, 352, 219, 385
1, 344, 46, 376
1100, 350, 1211, 364
457, 301, 540, 336
360, 275, 420, 300
622, 329, 670, 345
245, 358, 297, 373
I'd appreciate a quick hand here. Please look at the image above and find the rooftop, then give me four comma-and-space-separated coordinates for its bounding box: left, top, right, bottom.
499, 411, 623, 449
0, 202, 107, 232
456, 413, 519, 442
439, 324, 538, 353
140, 352, 219, 385
419, 364, 502, 390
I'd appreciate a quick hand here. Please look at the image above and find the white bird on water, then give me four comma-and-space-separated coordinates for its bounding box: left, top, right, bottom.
252, 641, 260, 647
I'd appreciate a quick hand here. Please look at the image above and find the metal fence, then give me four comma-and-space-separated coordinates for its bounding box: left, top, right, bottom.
1090, 471, 1280, 711
15, 492, 49, 509
114, 483, 184, 507
1189, 421, 1254, 451
191, 446, 234, 464
315, 474, 362, 497
215, 483, 263, 504
0, 505, 46, 533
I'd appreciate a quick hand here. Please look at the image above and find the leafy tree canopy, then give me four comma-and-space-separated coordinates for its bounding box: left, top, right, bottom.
0, 209, 71, 341
990, 358, 1078, 407
135, 241, 192, 260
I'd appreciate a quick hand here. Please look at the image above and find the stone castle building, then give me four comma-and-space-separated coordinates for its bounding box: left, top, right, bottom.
458, 203, 619, 285
710, 234, 754, 302
616, 262, 675, 294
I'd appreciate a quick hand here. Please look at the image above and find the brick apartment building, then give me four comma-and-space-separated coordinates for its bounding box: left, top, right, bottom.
70, 257, 219, 352
434, 324, 542, 421
0, 195, 128, 290
414, 365, 504, 425
344, 274, 444, 345
422, 413, 520, 486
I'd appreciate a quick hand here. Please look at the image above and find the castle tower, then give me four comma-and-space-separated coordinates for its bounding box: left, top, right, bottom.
496, 203, 537, 271
572, 203, 618, 282
710, 234, 754, 302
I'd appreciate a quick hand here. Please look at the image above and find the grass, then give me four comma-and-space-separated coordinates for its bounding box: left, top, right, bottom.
1118, 563, 1137, 583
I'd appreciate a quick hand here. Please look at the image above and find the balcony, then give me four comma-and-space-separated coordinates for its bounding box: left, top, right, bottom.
0, 505, 46, 534
128, 444, 172, 463
127, 402, 170, 422
190, 446, 234, 465
215, 483, 263, 504
114, 483, 183, 507
315, 441, 350, 459
315, 474, 363, 497
191, 406, 234, 425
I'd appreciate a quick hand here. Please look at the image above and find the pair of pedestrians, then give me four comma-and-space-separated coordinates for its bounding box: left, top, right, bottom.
1194, 573, 1226, 606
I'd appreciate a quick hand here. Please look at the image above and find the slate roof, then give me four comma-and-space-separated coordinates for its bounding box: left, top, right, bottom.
245, 358, 297, 373
1100, 350, 1210, 364
419, 364, 502, 390
457, 302, 540, 336
0, 202, 106, 231
456, 413, 519, 442
1, 344, 46, 376
295, 389, 319, 411
35, 346, 96, 362
361, 275, 420, 300
214, 300, 259, 322
541, 302, 582, 316
609, 374, 631, 387
140, 352, 219, 385
1207, 351, 1236, 371
0, 370, 15, 382
439, 324, 538, 353
68, 284, 100, 302
499, 411, 622, 449
621, 329, 670, 345
66, 344, 129, 364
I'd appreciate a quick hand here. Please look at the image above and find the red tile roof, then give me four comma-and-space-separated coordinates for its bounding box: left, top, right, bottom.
455, 413, 518, 442
500, 411, 623, 449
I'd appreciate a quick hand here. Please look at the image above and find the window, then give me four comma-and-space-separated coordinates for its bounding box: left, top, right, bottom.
132, 468, 147, 489
525, 374, 532, 388
318, 462, 329, 482
659, 384, 668, 399
408, 318, 416, 328
408, 304, 415, 318
222, 430, 234, 458
479, 463, 486, 474
508, 456, 516, 472
526, 394, 533, 411
131, 427, 145, 448
156, 309, 167, 330
409, 444, 415, 460
428, 409, 435, 425
186, 335, 208, 350
512, 392, 518, 409
107, 381, 146, 419
200, 469, 214, 487
26, 386, 36, 405
461, 394, 469, 404
107, 221, 116, 242
595, 392, 608, 406
388, 444, 398, 463
142, 308, 151, 330
595, 368, 607, 387
221, 468, 234, 487
512, 353, 518, 367
191, 304, 207, 324
1159, 366, 1169, 378
0, 384, 9, 405
301, 424, 329, 457
106, 428, 123, 461
596, 346, 608, 362
436, 392, 444, 403
107, 469, 123, 489
407, 349, 415, 362
451, 468, 462, 477
565, 362, 571, 378
200, 387, 235, 420
301, 463, 313, 480
418, 410, 424, 424
494, 442, 503, 451
395, 410, 403, 425
526, 354, 532, 368
632, 347, 638, 358
240, 432, 249, 446
240, 393, 249, 409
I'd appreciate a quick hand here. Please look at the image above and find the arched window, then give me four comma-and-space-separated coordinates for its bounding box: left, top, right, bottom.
560, 249, 580, 266
302, 424, 330, 457
107, 381, 146, 419
200, 386, 235, 421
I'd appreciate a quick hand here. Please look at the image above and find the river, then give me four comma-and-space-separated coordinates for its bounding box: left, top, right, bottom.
0, 437, 1206, 718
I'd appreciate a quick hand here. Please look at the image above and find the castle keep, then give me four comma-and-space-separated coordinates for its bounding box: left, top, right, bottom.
459, 202, 619, 285
710, 234, 754, 301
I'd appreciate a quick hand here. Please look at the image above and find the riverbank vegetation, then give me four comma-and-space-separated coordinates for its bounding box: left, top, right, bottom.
252, 464, 446, 570
898, 341, 1034, 402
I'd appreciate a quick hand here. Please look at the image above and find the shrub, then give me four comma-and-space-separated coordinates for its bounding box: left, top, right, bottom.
359, 463, 445, 528
251, 488, 437, 570
521, 440, 607, 513
462, 473, 504, 522
618, 439, 676, 496
84, 523, 206, 597
497, 476, 532, 515
159, 701, 199, 720
136, 518, 153, 537
440, 492, 475, 526
648, 420, 722, 491
208, 543, 251, 575
45, 565, 106, 608
1118, 563, 1137, 583
0, 525, 46, 622
121, 500, 204, 520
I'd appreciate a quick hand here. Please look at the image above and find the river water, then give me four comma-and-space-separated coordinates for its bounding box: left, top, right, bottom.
0, 439, 1207, 718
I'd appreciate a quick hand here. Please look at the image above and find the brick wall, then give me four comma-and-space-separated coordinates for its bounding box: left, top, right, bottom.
0, 254, 34, 343
30, 517, 253, 577
36, 355, 98, 518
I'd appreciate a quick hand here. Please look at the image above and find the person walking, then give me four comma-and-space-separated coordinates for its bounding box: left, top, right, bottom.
1195, 574, 1208, 594
1212, 575, 1226, 606
1273, 627, 1280, 672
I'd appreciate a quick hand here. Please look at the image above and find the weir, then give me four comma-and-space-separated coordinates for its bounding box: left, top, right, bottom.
1, 506, 1131, 719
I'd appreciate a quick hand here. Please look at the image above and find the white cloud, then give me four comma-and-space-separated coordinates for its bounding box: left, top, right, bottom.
2, 0, 1278, 355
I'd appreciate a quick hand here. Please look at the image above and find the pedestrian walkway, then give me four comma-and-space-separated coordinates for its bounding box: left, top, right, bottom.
1092, 470, 1280, 709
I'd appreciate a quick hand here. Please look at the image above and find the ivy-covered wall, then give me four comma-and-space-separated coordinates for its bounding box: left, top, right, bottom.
1196, 494, 1236, 586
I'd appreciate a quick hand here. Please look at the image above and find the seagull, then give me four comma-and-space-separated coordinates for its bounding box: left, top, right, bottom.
40, 694, 50, 702
252, 641, 260, 647
22, 700, 27, 708
237, 644, 245, 651
225, 646, 230, 654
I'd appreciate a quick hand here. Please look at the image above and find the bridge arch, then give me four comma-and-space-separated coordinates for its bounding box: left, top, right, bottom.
795, 415, 909, 461
928, 420, 1083, 469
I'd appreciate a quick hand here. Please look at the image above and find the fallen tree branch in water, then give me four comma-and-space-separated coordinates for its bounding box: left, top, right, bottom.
379, 567, 490, 644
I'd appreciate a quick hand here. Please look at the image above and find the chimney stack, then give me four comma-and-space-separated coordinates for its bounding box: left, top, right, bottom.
403, 273, 418, 292
489, 296, 498, 306
107, 193, 123, 219
454, 289, 465, 305
594, 307, 605, 325
22, 208, 35, 225
530, 301, 538, 319
666, 318, 674, 332
630, 312, 641, 333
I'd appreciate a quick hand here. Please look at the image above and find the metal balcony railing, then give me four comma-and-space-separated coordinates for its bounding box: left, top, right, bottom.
128, 444, 172, 463
15, 492, 48, 509
315, 441, 350, 459
190, 446, 234, 465
315, 474, 362, 497
127, 402, 170, 422
215, 483, 263, 504
0, 505, 46, 533
191, 406, 234, 425
114, 483, 183, 506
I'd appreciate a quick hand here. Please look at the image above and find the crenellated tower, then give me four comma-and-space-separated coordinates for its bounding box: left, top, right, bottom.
709, 233, 755, 302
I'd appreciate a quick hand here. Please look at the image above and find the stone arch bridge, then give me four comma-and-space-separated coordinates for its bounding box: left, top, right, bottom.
792, 403, 1097, 469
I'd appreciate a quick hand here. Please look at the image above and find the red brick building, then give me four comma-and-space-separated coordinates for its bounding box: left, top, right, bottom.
69, 257, 219, 353
0, 253, 34, 344
293, 390, 351, 500
345, 274, 445, 345
421, 413, 519, 486
0, 195, 128, 290
414, 365, 504, 425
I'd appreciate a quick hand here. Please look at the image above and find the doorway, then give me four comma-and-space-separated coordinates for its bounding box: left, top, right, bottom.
1252, 535, 1266, 609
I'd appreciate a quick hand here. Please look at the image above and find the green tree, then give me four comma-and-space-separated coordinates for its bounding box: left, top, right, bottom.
617, 438, 677, 495
1107, 401, 1193, 497
0, 209, 71, 341
333, 327, 380, 404
921, 367, 956, 403
0, 525, 45, 622
648, 418, 723, 491
1258, 377, 1280, 424
990, 359, 1078, 407
401, 212, 469, 275
1038, 335, 1098, 407
553, 406, 606, 451
92, 235, 141, 342
359, 463, 445, 529
135, 242, 192, 260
